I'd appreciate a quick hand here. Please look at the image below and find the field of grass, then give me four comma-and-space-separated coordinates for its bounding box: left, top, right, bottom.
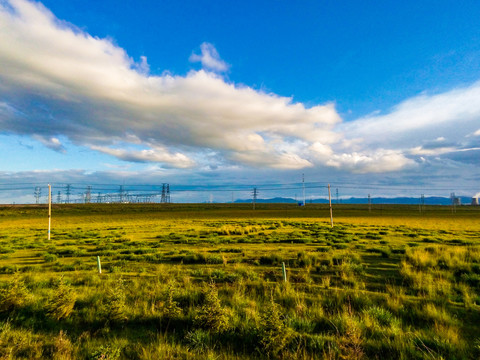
0, 203, 479, 359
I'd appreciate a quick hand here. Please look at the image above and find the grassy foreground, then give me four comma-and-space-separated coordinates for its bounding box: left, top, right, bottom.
0, 203, 479, 359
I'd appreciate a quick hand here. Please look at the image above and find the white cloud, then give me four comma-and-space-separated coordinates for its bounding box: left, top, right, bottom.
0, 0, 343, 171
90, 145, 195, 168
189, 42, 229, 72
32, 134, 66, 153
409, 146, 456, 156
342, 82, 480, 150
2, 0, 480, 177
326, 150, 415, 174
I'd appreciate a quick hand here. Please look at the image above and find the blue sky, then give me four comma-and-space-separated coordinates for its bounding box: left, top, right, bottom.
1, 0, 480, 203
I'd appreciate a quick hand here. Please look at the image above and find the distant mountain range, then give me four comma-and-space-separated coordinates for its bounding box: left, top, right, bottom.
235, 196, 475, 205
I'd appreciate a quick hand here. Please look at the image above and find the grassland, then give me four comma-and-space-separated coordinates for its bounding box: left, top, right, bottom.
0, 203, 479, 359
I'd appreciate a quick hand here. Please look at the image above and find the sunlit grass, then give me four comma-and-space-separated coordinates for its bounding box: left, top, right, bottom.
0, 203, 479, 358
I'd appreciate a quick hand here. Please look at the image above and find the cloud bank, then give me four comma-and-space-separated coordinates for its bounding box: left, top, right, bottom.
0, 0, 479, 176
0, 0, 347, 170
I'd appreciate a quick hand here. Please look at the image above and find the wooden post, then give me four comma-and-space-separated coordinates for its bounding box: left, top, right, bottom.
282, 262, 287, 282
328, 184, 333, 228
48, 184, 51, 240
97, 256, 102, 274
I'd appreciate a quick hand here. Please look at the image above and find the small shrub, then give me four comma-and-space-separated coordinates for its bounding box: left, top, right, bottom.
44, 253, 58, 263
47, 279, 76, 320
0, 275, 30, 312
162, 282, 182, 320
194, 283, 230, 333
103, 278, 128, 323
258, 297, 291, 358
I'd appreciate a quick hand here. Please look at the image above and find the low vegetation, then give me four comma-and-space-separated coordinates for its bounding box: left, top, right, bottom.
0, 203, 479, 359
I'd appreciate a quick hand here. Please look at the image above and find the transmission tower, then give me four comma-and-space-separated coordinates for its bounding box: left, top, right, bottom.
65, 184, 71, 204
450, 192, 456, 213
119, 185, 125, 203
252, 187, 258, 210
57, 191, 61, 204
420, 194, 425, 213
34, 186, 41, 204
85, 186, 92, 203
161, 184, 166, 203
166, 184, 170, 203
336, 188, 339, 204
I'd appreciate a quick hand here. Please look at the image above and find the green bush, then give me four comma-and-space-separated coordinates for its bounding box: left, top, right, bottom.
103, 278, 128, 323
162, 282, 182, 320
47, 279, 76, 320
44, 253, 58, 263
258, 297, 291, 358
0, 275, 30, 312
194, 283, 230, 333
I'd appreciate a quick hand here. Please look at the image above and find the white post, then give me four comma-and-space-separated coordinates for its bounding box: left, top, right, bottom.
282, 262, 287, 282
97, 256, 102, 274
48, 184, 52, 240
328, 184, 333, 228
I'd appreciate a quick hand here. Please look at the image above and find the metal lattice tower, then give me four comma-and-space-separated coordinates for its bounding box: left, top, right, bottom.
420, 194, 425, 213
119, 185, 125, 203
34, 186, 41, 204
161, 184, 166, 203
252, 187, 258, 210
57, 191, 61, 204
85, 186, 92, 203
65, 184, 71, 204
450, 192, 457, 213
166, 184, 170, 203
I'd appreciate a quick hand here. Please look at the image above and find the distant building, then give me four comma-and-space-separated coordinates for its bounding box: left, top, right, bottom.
472, 197, 479, 206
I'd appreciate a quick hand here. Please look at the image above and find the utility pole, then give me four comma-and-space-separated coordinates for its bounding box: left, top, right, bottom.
48, 184, 51, 240
252, 187, 258, 210
302, 174, 306, 206
328, 184, 333, 228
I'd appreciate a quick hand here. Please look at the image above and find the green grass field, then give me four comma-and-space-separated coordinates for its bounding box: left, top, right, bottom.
0, 203, 479, 359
